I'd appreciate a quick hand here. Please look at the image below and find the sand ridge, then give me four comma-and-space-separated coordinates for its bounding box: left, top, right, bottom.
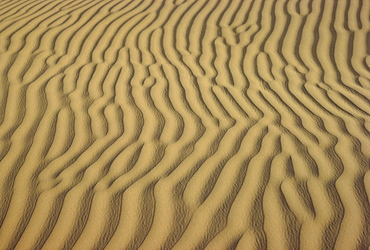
0, 0, 369, 249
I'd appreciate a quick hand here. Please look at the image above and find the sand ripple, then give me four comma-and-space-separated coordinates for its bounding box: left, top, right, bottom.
0, 0, 369, 249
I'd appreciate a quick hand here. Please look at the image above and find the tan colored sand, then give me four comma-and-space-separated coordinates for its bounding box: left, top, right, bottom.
0, 0, 369, 249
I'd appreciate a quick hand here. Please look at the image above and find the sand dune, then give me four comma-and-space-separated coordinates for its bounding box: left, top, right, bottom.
0, 0, 369, 249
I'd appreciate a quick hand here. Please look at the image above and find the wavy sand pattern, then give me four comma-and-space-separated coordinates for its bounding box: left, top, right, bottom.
0, 0, 369, 249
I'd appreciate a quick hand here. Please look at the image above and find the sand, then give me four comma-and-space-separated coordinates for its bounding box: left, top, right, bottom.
0, 0, 369, 249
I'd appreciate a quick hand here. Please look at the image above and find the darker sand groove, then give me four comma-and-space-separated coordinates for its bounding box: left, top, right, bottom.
0, 0, 369, 249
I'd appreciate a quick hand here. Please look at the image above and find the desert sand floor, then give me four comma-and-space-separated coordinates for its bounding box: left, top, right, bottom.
0, 0, 369, 249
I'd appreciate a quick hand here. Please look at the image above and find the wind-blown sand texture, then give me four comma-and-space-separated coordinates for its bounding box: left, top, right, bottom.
0, 0, 369, 249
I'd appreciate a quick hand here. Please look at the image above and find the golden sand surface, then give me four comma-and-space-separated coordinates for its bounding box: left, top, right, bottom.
0, 0, 369, 249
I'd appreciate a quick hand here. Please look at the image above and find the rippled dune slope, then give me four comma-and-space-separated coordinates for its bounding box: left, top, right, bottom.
0, 0, 369, 249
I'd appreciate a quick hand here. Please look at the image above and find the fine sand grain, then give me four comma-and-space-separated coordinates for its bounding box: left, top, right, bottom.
0, 0, 369, 249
